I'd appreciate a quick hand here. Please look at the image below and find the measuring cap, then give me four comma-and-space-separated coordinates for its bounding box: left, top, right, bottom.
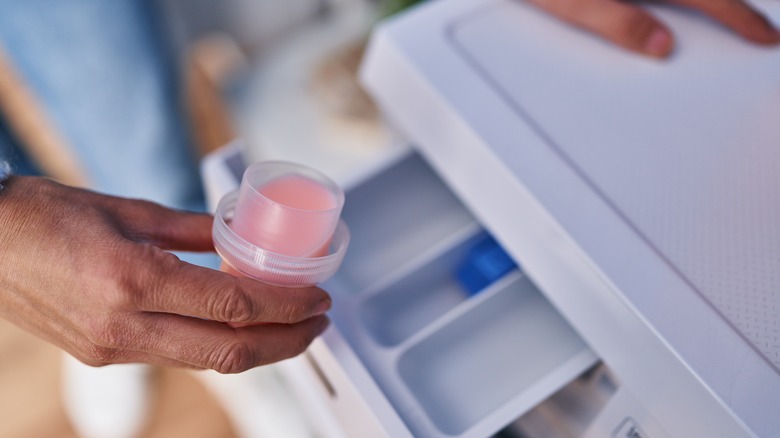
213, 161, 349, 287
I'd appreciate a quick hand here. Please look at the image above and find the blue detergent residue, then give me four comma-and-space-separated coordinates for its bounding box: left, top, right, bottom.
456, 234, 518, 296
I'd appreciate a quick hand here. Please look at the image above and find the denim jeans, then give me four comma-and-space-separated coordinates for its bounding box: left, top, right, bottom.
0, 0, 202, 210
0, 0, 217, 267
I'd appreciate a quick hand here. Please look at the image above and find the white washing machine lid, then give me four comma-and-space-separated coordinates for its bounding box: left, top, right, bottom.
363, 0, 780, 435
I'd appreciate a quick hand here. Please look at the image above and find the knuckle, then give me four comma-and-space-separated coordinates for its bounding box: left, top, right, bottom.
115, 244, 180, 308
209, 284, 256, 323
106, 274, 137, 309
101, 251, 151, 310
86, 315, 136, 350
142, 243, 182, 273
208, 341, 256, 374
33, 177, 60, 199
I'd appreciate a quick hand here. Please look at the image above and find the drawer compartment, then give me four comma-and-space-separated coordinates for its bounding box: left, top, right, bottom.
320, 151, 597, 438
335, 153, 477, 292
360, 232, 487, 347
398, 274, 594, 436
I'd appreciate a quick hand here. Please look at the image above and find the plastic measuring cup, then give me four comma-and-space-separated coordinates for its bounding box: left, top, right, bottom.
213, 161, 349, 287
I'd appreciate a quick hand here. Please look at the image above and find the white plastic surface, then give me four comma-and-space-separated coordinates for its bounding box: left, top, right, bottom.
397, 274, 594, 436
450, 0, 780, 375
361, 0, 780, 436
334, 153, 477, 291
324, 152, 597, 438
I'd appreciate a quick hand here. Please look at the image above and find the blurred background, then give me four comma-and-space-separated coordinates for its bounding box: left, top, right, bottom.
0, 0, 420, 437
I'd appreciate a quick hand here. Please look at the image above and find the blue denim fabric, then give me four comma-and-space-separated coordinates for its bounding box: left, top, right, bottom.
0, 1, 218, 267
0, 115, 38, 176
0, 0, 202, 209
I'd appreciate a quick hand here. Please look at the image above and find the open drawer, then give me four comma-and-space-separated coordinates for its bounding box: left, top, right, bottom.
203, 144, 597, 438
284, 151, 597, 438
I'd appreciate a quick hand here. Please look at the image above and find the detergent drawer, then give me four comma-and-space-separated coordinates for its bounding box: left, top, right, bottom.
295, 150, 598, 438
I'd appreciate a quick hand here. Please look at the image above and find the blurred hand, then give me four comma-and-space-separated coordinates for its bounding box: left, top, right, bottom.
527, 0, 780, 58
0, 176, 331, 373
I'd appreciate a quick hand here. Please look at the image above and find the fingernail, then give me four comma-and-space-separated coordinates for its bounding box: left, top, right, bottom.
644, 28, 672, 58
315, 297, 332, 315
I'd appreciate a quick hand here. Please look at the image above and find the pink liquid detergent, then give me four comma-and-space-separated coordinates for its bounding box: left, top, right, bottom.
213, 161, 348, 290
231, 175, 339, 258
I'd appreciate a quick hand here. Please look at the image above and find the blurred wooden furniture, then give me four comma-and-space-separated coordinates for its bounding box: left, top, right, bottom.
184, 34, 242, 157
0, 319, 237, 438
0, 48, 87, 186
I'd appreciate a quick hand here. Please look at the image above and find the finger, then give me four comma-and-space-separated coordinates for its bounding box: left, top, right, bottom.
127, 250, 332, 324
675, 0, 780, 45
105, 196, 215, 252
59, 330, 204, 369
3, 307, 200, 370
70, 347, 205, 370
528, 0, 674, 58
125, 313, 330, 373
117, 352, 204, 369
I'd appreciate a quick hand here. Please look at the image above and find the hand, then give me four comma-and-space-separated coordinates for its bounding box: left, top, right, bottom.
526, 0, 780, 58
0, 176, 331, 373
